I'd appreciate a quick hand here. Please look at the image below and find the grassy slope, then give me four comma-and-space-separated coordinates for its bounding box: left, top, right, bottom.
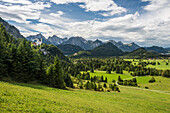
137, 76, 170, 92
0, 81, 170, 113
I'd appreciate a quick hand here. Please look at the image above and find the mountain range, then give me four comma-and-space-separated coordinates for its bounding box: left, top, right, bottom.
0, 17, 169, 56
25, 34, 142, 52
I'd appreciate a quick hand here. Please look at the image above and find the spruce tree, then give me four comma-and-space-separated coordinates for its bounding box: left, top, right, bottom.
105, 77, 108, 83
53, 56, 65, 89
46, 64, 55, 86
118, 76, 123, 82
63, 73, 73, 88
100, 75, 104, 82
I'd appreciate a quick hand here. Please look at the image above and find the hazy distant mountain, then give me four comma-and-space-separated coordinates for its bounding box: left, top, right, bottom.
57, 44, 84, 55
108, 40, 140, 52
126, 48, 158, 57
26, 33, 51, 44
0, 17, 24, 39
165, 48, 170, 52
48, 35, 67, 45
145, 46, 168, 53
73, 42, 124, 58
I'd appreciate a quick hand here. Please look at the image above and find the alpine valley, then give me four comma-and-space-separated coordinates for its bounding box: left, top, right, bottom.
0, 1, 170, 112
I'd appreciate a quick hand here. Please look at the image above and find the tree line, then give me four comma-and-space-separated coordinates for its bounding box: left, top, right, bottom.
0, 23, 73, 89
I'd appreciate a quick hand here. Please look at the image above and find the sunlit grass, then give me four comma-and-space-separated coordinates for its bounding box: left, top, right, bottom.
137, 76, 170, 92
82, 70, 132, 83
0, 81, 170, 113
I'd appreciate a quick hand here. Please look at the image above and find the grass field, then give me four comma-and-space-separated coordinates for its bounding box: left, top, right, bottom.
137, 76, 170, 92
84, 70, 170, 93
146, 64, 170, 70
124, 59, 170, 70
82, 70, 132, 83
0, 81, 170, 113
136, 76, 152, 84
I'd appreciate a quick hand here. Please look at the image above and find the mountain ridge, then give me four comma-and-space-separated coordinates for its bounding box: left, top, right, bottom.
0, 17, 24, 39
26, 34, 141, 52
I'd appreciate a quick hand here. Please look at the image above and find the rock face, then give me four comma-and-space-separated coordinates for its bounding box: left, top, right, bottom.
0, 17, 24, 39
62, 36, 89, 50
61, 37, 103, 50
26, 33, 51, 44
108, 40, 140, 52
91, 39, 103, 49
48, 35, 67, 45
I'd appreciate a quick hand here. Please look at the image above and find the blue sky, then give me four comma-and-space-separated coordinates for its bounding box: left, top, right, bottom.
0, 0, 170, 47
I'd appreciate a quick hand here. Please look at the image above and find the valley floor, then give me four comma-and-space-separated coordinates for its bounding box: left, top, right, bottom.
0, 81, 170, 113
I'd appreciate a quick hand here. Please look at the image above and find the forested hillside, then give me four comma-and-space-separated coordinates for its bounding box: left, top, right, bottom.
91, 42, 124, 56
57, 44, 84, 55
125, 48, 158, 58
0, 23, 72, 89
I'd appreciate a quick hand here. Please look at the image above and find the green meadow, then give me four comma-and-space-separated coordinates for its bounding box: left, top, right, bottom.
82, 70, 132, 83
83, 70, 170, 93
124, 59, 170, 70
0, 81, 170, 113
137, 76, 170, 92
146, 63, 170, 70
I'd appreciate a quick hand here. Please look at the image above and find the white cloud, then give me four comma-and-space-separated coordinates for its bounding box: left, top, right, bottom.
1, 0, 32, 5
1, 0, 170, 47
21, 7, 170, 47
51, 0, 127, 16
50, 11, 64, 17
142, 0, 169, 11
0, 1, 51, 23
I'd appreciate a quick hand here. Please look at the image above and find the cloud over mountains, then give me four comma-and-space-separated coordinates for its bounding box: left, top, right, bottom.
0, 0, 170, 47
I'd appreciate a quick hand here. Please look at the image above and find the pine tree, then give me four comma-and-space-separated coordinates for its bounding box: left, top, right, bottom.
103, 83, 107, 88
118, 76, 123, 82
53, 56, 65, 89
0, 30, 6, 77
91, 68, 94, 73
46, 64, 55, 86
94, 83, 97, 91
105, 77, 107, 83
63, 73, 73, 88
100, 75, 104, 82
149, 77, 156, 83
112, 79, 115, 83
37, 52, 46, 83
